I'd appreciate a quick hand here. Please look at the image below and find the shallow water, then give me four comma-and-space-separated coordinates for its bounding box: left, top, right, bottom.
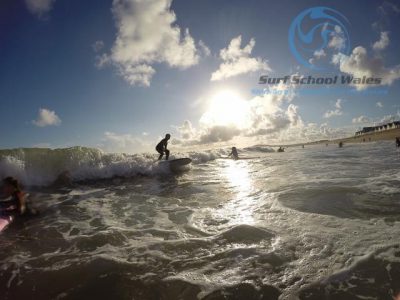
1, 142, 400, 299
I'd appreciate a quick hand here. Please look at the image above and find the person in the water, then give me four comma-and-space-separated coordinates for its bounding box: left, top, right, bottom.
396, 137, 400, 148
277, 147, 285, 152
0, 177, 26, 217
228, 147, 239, 160
156, 134, 171, 160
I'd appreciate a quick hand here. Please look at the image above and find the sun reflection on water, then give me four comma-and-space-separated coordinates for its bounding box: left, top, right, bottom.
221, 160, 256, 225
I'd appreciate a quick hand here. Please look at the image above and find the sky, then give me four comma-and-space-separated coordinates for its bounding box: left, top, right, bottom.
0, 0, 399, 153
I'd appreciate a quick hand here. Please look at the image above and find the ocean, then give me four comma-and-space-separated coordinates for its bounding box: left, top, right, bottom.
1, 141, 400, 300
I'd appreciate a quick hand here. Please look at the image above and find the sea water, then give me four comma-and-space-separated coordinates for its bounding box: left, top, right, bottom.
0, 142, 400, 299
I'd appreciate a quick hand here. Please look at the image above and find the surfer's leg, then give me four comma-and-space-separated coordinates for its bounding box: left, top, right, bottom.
156, 148, 163, 160
165, 149, 170, 160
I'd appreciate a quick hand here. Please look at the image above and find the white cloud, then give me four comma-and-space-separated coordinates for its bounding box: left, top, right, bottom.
309, 49, 326, 65
324, 99, 343, 118
176, 83, 303, 145
211, 35, 271, 81
352, 115, 371, 124
25, 0, 55, 16
328, 25, 346, 50
32, 108, 61, 127
198, 126, 241, 144
373, 31, 390, 51
95, 53, 110, 69
99, 131, 151, 154
379, 112, 400, 124
104, 0, 200, 86
332, 46, 400, 90
198, 40, 211, 57
376, 101, 384, 108
314, 49, 326, 59
92, 40, 105, 53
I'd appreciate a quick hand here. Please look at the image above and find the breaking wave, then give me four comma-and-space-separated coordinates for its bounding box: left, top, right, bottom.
0, 147, 226, 186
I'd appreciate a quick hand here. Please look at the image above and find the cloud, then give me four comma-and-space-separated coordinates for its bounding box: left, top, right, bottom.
92, 40, 105, 53
95, 53, 110, 69
25, 0, 55, 16
176, 83, 303, 145
332, 46, 400, 90
99, 131, 151, 153
352, 115, 371, 124
177, 120, 197, 140
32, 108, 61, 127
309, 49, 326, 65
198, 126, 241, 144
198, 40, 211, 57
324, 99, 343, 118
328, 25, 346, 50
379, 112, 400, 124
102, 0, 200, 87
373, 31, 390, 51
373, 1, 399, 31
289, 122, 355, 142
376, 101, 384, 108
378, 1, 400, 15
211, 35, 271, 81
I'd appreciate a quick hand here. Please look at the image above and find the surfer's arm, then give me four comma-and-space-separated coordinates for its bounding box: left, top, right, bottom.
0, 194, 26, 215
0, 200, 15, 209
17, 194, 26, 215
0, 201, 18, 214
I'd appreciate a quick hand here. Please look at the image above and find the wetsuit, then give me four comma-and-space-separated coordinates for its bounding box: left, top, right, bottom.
229, 148, 239, 160
156, 138, 170, 160
0, 192, 23, 217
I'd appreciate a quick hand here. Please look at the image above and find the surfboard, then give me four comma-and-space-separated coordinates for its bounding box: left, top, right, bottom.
0, 216, 13, 233
160, 158, 192, 166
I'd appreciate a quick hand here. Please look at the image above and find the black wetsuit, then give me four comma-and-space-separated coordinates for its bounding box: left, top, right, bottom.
0, 193, 20, 217
229, 149, 239, 160
156, 138, 170, 160
396, 138, 400, 148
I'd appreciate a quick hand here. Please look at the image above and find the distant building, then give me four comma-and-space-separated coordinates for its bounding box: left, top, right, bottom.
355, 121, 400, 136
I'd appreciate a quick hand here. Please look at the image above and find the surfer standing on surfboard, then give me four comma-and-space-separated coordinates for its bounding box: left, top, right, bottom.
156, 134, 171, 160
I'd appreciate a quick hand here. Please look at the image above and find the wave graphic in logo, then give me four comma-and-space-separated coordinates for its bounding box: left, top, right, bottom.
288, 6, 351, 70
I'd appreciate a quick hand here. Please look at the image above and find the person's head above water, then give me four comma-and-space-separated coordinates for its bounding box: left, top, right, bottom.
232, 147, 236, 151
2, 177, 21, 196
165, 133, 171, 140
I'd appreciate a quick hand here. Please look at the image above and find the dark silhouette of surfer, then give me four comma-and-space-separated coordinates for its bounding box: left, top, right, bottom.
396, 137, 400, 148
156, 134, 171, 160
228, 147, 239, 160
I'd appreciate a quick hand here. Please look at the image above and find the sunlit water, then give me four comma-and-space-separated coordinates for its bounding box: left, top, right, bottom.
1, 142, 400, 299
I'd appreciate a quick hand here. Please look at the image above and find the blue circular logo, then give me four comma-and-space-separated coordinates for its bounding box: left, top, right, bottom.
288, 6, 351, 70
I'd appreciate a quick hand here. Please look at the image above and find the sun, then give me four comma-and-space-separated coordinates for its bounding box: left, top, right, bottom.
200, 90, 250, 128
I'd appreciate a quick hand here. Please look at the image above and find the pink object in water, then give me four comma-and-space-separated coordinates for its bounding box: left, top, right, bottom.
0, 216, 13, 232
